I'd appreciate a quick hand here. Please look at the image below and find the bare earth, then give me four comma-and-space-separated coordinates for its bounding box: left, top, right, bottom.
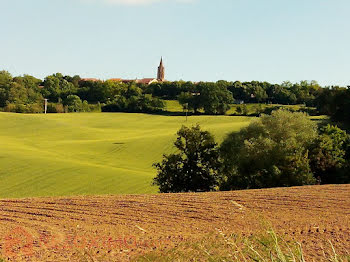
0, 185, 349, 261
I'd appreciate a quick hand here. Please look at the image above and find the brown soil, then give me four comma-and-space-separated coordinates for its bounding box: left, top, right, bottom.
0, 185, 349, 261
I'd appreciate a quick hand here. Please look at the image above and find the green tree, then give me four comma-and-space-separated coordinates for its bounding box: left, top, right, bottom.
64, 95, 83, 112
0, 71, 13, 107
250, 84, 268, 103
13, 75, 41, 90
178, 83, 234, 115
235, 106, 243, 115
8, 75, 43, 104
43, 73, 77, 102
82, 100, 90, 112
315, 87, 350, 125
7, 82, 28, 104
153, 125, 221, 193
309, 125, 350, 184
199, 82, 234, 114
0, 70, 13, 89
179, 92, 201, 113
64, 75, 81, 88
220, 110, 317, 190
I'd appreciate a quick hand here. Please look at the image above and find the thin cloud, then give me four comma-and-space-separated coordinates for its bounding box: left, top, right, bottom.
82, 0, 196, 6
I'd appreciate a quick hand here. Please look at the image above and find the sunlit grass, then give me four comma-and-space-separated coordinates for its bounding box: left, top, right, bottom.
133, 229, 350, 262
0, 112, 252, 198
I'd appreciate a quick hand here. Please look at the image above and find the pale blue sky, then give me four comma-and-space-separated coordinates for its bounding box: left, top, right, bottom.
1, 0, 349, 86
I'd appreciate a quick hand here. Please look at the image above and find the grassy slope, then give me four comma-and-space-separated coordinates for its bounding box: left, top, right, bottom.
0, 112, 252, 198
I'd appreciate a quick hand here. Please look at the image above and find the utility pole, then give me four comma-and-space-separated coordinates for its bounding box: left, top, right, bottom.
44, 99, 48, 114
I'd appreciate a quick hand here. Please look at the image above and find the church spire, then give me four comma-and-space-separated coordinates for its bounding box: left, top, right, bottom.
157, 57, 165, 82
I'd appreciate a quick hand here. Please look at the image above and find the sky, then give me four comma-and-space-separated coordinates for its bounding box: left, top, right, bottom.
1, 0, 349, 86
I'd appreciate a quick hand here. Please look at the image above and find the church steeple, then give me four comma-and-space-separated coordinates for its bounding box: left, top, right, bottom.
157, 57, 165, 82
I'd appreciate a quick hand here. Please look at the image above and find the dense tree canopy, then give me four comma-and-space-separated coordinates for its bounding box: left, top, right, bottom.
0, 71, 43, 107
146, 79, 321, 106
152, 111, 350, 193
64, 95, 83, 112
42, 73, 77, 102
309, 125, 350, 184
0, 70, 347, 116
220, 110, 318, 190
316, 87, 350, 125
178, 82, 234, 115
153, 125, 221, 193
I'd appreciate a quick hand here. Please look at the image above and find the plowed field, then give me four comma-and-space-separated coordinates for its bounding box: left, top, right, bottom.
0, 185, 349, 261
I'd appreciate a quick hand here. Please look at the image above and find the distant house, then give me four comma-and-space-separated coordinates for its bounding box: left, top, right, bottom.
108, 78, 157, 85
80, 78, 101, 82
108, 78, 122, 82
136, 78, 158, 85
118, 79, 134, 84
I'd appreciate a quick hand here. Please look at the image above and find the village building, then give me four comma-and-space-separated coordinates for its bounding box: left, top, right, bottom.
80, 78, 100, 82
81, 58, 165, 85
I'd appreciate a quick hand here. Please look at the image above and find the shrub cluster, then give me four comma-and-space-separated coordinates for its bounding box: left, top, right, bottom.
102, 94, 165, 113
3, 103, 44, 113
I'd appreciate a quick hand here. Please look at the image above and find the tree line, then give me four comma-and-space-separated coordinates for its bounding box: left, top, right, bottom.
153, 110, 350, 193
0, 71, 164, 113
316, 86, 350, 126
0, 70, 348, 115
146, 80, 321, 105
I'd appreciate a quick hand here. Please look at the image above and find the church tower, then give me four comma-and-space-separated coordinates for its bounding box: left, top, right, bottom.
157, 57, 165, 82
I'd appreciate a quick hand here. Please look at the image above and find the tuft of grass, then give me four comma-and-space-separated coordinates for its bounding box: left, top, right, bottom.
133, 229, 350, 262
327, 241, 350, 262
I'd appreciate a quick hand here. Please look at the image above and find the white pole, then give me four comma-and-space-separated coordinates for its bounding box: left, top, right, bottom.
44, 99, 48, 114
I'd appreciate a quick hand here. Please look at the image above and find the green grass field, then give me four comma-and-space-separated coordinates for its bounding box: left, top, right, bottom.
0, 112, 252, 198
164, 100, 315, 116
164, 100, 183, 112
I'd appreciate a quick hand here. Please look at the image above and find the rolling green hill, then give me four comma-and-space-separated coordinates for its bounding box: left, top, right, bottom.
0, 112, 252, 198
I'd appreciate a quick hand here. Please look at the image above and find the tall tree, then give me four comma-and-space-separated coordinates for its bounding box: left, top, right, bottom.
153, 125, 221, 193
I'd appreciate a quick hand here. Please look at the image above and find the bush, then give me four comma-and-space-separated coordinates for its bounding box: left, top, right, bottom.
26, 103, 43, 113
46, 103, 65, 113
64, 95, 83, 112
55, 103, 65, 113
4, 103, 16, 112
4, 103, 43, 113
